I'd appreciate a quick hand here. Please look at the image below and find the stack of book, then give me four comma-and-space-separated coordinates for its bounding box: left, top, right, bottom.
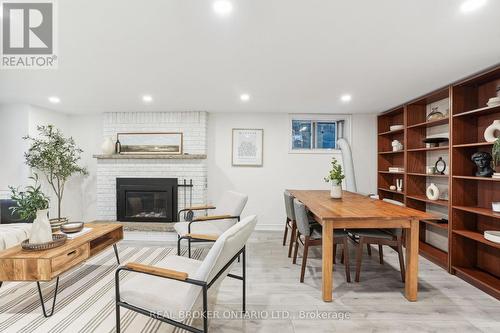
388, 167, 404, 173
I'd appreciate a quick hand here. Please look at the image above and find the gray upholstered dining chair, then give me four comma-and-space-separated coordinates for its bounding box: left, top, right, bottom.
174, 190, 248, 258
116, 215, 258, 333
292, 199, 351, 283
282, 191, 297, 258
350, 198, 405, 282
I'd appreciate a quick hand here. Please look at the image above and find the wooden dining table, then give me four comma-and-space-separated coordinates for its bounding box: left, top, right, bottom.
288, 190, 433, 302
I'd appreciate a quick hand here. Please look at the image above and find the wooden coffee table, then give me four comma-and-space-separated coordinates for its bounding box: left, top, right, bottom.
0, 223, 123, 317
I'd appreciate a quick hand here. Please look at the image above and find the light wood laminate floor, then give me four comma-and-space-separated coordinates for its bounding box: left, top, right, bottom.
123, 231, 500, 333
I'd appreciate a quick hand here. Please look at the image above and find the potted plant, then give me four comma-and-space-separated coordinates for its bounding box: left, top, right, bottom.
23, 125, 88, 230
9, 174, 52, 243
324, 157, 345, 199
492, 137, 500, 212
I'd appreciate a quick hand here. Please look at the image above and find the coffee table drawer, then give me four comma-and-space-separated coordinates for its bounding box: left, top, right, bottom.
51, 243, 90, 276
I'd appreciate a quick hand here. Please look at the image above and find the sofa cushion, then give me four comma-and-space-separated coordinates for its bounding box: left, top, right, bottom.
0, 223, 31, 251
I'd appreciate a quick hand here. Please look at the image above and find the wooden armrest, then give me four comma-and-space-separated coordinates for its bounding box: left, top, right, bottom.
186, 233, 219, 241
192, 214, 235, 222
125, 262, 188, 281
182, 205, 216, 211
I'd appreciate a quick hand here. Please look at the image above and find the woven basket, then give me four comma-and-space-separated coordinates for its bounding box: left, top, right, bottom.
21, 234, 67, 251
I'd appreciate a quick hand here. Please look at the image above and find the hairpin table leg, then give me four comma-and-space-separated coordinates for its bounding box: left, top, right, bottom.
113, 244, 120, 265
36, 277, 59, 318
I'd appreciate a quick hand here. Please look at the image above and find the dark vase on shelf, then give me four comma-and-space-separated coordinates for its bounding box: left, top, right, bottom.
115, 138, 121, 154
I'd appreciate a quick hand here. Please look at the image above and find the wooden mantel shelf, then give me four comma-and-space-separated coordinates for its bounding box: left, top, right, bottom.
93, 154, 207, 160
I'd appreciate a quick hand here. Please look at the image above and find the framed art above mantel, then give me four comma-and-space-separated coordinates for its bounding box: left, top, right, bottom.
117, 132, 183, 155
232, 128, 263, 167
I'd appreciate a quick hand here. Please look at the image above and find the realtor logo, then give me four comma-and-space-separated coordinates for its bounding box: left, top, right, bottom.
1, 0, 57, 69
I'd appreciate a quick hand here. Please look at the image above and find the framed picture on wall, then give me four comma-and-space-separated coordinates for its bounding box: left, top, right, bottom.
117, 132, 183, 155
232, 128, 263, 166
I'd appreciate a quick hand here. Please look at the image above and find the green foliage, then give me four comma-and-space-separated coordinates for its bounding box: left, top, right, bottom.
493, 137, 500, 168
324, 157, 345, 185
23, 125, 88, 219
9, 174, 50, 220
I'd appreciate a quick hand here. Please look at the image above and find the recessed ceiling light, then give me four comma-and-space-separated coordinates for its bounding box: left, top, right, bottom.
340, 94, 352, 103
240, 93, 250, 102
48, 96, 60, 104
460, 0, 487, 13
142, 95, 153, 103
213, 0, 233, 16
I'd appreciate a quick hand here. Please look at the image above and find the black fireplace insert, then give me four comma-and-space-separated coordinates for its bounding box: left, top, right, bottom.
116, 178, 178, 222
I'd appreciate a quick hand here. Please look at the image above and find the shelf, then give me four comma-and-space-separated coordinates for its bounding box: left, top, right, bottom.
453, 206, 500, 219
420, 219, 448, 230
453, 104, 500, 118
407, 117, 449, 129
453, 142, 494, 148
407, 195, 448, 207
419, 241, 448, 269
407, 146, 449, 152
378, 171, 404, 175
378, 129, 404, 136
407, 172, 448, 178
453, 230, 500, 249
378, 150, 404, 155
453, 266, 500, 299
378, 188, 405, 195
452, 175, 500, 182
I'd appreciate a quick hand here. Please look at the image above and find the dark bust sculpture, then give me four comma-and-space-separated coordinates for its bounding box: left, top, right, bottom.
471, 152, 494, 177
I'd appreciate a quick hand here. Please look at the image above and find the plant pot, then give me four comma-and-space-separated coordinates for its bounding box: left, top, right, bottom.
49, 217, 69, 232
330, 184, 342, 199
29, 209, 53, 244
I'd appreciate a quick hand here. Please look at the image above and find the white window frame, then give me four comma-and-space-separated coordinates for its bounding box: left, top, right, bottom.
288, 114, 351, 154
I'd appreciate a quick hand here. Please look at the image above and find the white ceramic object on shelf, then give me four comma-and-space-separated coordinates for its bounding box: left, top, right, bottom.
390, 125, 404, 131
29, 209, 53, 244
484, 231, 500, 244
426, 183, 440, 201
330, 184, 342, 199
492, 202, 500, 212
487, 97, 500, 107
101, 136, 115, 155
389, 185, 397, 191
391, 140, 403, 152
396, 179, 403, 192
483, 120, 500, 142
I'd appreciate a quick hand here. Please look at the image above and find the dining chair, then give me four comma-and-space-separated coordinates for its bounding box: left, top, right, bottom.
116, 215, 257, 333
174, 190, 248, 258
283, 191, 297, 258
292, 199, 351, 283
350, 198, 405, 282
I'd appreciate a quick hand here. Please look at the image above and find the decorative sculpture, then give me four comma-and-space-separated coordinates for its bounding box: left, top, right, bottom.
471, 151, 494, 177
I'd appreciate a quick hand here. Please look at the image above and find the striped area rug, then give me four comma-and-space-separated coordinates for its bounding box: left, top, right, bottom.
0, 246, 205, 333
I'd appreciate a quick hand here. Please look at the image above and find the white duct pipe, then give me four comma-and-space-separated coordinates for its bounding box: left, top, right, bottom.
337, 138, 357, 192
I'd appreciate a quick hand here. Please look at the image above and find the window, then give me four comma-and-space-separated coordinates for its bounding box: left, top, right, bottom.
290, 115, 347, 152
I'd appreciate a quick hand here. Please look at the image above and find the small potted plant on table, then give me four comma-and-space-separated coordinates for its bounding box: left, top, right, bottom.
324, 157, 345, 199
9, 175, 52, 243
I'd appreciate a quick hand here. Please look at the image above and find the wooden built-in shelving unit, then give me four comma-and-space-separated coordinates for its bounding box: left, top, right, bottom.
378, 64, 500, 299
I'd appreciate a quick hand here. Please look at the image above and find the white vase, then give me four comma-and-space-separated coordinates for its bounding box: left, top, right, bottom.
426, 183, 440, 201
101, 136, 115, 155
29, 209, 53, 244
484, 120, 500, 143
330, 183, 342, 199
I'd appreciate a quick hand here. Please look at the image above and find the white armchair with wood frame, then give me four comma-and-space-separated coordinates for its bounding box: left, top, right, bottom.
174, 191, 248, 258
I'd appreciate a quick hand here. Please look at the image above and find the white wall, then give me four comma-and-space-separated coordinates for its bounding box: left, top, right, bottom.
207, 112, 377, 229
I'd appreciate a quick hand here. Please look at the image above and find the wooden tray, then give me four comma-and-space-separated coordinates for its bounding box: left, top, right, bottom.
21, 234, 67, 251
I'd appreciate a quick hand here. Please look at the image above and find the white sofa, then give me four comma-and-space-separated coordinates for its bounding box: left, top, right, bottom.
0, 223, 31, 251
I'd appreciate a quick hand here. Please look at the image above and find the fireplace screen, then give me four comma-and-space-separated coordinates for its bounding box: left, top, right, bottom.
117, 178, 178, 222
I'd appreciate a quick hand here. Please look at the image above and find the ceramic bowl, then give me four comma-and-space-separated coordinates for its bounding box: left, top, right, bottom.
390, 125, 404, 131
60, 222, 84, 234
487, 97, 500, 107
484, 231, 500, 244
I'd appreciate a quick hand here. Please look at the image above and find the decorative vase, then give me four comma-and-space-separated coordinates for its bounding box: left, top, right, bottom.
426, 183, 440, 201
484, 120, 500, 143
330, 183, 342, 199
101, 136, 115, 155
29, 209, 53, 244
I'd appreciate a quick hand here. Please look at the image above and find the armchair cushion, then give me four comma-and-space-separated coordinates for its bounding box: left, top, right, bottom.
120, 255, 202, 320
0, 223, 31, 250
174, 220, 235, 237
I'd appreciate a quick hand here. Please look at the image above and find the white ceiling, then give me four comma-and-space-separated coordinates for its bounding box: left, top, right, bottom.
1, 0, 500, 114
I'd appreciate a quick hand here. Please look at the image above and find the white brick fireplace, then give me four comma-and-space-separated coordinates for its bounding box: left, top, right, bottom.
95, 111, 208, 221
